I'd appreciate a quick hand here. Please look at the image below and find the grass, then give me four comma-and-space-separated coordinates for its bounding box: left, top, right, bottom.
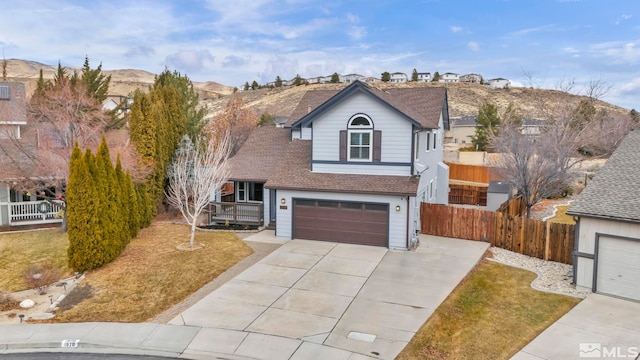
547, 205, 576, 224
0, 229, 71, 292
52, 222, 253, 323
397, 260, 581, 360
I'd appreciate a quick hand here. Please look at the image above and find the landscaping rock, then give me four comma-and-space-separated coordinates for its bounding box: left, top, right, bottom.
19, 299, 35, 308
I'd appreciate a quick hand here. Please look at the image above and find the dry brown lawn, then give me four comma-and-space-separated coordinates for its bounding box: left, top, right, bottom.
547, 205, 576, 224
397, 260, 581, 360
0, 229, 71, 292
49, 222, 252, 323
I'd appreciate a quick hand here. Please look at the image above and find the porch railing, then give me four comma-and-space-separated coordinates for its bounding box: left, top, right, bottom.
208, 202, 263, 226
9, 200, 64, 226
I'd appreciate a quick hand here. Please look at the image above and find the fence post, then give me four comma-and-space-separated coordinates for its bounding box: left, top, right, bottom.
544, 221, 551, 260
519, 216, 525, 254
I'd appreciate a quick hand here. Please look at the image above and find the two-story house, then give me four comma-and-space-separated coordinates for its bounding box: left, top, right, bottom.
389, 72, 408, 83
460, 73, 483, 84
416, 72, 432, 82
439, 73, 459, 83
487, 78, 511, 89
211, 81, 449, 250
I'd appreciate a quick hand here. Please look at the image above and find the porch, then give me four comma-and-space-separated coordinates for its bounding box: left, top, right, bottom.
5, 200, 64, 226
208, 202, 263, 226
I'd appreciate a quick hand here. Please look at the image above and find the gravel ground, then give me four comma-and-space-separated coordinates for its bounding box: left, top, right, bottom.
489, 247, 590, 298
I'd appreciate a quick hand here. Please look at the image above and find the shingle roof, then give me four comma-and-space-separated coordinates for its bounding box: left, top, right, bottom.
265, 139, 419, 196
285, 81, 447, 130
567, 130, 640, 223
0, 82, 27, 124
228, 126, 291, 182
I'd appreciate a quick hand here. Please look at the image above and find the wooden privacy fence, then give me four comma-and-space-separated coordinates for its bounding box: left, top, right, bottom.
421, 203, 575, 264
448, 184, 487, 206
446, 162, 503, 183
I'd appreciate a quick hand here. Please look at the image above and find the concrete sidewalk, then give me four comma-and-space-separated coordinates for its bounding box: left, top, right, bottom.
0, 234, 489, 359
511, 294, 640, 360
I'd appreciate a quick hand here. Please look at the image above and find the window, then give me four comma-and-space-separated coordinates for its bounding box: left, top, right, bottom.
433, 132, 437, 150
237, 182, 263, 202
426, 131, 431, 151
414, 133, 420, 160
430, 180, 434, 199
237, 182, 246, 202
348, 115, 373, 161
0, 86, 9, 100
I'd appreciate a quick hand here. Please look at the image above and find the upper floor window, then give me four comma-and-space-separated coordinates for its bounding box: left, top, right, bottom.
348, 115, 373, 161
433, 132, 437, 150
426, 131, 431, 151
0, 86, 9, 100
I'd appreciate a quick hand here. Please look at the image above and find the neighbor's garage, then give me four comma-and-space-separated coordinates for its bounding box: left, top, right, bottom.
293, 199, 389, 247
596, 236, 640, 301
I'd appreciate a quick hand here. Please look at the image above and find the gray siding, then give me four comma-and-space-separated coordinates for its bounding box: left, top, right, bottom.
415, 113, 448, 205
310, 92, 413, 174
575, 217, 640, 292
0, 184, 9, 226
312, 163, 410, 175
276, 189, 409, 249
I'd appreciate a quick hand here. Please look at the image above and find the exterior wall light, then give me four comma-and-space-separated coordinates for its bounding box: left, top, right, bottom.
395, 205, 401, 212
280, 198, 286, 205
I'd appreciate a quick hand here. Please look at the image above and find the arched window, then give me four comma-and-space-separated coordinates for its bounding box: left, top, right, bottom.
347, 114, 373, 161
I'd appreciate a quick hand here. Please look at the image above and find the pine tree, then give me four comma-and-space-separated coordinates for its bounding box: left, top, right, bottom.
67, 145, 104, 271
471, 102, 500, 151
381, 72, 390, 82
411, 69, 418, 82
275, 76, 282, 87
331, 73, 340, 83
81, 56, 111, 103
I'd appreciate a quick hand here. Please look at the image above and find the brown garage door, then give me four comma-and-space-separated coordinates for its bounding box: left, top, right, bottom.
293, 199, 389, 247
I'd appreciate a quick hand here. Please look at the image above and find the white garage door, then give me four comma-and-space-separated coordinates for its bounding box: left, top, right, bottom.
597, 236, 640, 301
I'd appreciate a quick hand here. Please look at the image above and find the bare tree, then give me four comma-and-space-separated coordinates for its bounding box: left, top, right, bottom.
492, 103, 635, 217
204, 94, 259, 156
165, 132, 231, 248
554, 75, 576, 93
583, 78, 613, 101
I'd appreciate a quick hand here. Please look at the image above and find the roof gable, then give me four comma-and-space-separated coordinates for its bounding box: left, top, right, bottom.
287, 80, 447, 130
567, 130, 640, 222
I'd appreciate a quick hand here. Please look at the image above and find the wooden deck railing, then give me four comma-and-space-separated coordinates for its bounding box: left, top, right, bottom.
9, 200, 64, 226
208, 202, 263, 225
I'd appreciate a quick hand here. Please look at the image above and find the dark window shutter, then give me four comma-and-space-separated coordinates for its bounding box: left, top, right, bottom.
339, 130, 347, 161
373, 130, 382, 162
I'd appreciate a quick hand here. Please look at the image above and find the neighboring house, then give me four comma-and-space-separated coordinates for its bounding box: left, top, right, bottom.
102, 95, 131, 118
0, 81, 64, 227
342, 74, 366, 83
446, 117, 545, 144
460, 73, 483, 84
567, 130, 640, 302
213, 80, 450, 249
389, 72, 408, 83
446, 116, 476, 144
364, 76, 380, 83
439, 73, 459, 83
416, 72, 432, 82
487, 78, 511, 89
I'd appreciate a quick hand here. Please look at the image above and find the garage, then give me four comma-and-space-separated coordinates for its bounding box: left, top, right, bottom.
596, 236, 640, 301
293, 199, 389, 247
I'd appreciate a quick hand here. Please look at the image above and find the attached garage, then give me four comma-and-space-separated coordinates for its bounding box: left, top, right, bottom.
293, 199, 389, 247
596, 236, 640, 302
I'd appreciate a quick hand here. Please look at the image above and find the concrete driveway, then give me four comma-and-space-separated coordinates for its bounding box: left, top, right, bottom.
512, 294, 640, 360
170, 234, 489, 360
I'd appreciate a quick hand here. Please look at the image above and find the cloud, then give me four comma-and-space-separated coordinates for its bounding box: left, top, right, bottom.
615, 14, 633, 25
507, 24, 556, 37
165, 49, 215, 73
450, 26, 463, 33
221, 55, 249, 67
348, 26, 367, 40
259, 55, 300, 83
346, 13, 360, 24
467, 41, 480, 51
124, 45, 155, 58
590, 40, 640, 64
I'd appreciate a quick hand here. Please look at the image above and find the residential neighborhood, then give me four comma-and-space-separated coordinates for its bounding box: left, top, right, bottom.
1, 1, 640, 359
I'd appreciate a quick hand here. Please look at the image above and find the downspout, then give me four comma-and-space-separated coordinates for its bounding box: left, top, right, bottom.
571, 215, 580, 285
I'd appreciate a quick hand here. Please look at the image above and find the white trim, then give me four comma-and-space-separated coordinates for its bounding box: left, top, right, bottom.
347, 130, 373, 162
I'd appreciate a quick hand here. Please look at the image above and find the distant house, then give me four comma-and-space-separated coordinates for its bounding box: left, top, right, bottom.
416, 72, 432, 82
0, 82, 27, 140
446, 116, 545, 144
567, 130, 640, 302
390, 72, 408, 83
488, 78, 511, 89
102, 95, 131, 118
342, 74, 366, 83
212, 80, 450, 249
364, 76, 380, 83
460, 73, 483, 84
439, 72, 459, 83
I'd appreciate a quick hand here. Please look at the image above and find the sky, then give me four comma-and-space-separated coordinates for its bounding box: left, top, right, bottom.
1, 0, 639, 109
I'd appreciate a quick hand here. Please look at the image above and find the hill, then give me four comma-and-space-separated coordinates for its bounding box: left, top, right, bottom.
2, 58, 628, 120
1, 59, 235, 100
203, 81, 629, 121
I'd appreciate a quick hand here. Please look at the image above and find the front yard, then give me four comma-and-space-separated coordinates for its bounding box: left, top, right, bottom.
0, 222, 253, 323
397, 259, 581, 360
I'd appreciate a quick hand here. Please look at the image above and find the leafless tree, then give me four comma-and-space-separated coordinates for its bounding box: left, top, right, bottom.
492, 103, 635, 217
165, 132, 231, 248
204, 94, 259, 156
583, 78, 613, 101
554, 75, 576, 93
